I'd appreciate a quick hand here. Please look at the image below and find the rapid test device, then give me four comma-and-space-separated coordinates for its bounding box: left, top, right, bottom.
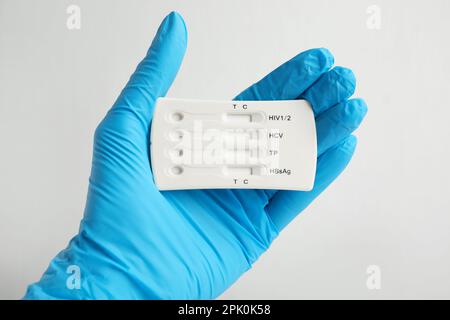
150, 98, 317, 191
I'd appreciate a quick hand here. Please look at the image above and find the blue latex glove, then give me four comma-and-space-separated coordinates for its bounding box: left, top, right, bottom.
25, 12, 367, 299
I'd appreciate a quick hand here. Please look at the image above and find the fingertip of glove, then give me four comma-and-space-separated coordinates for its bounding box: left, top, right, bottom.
165, 11, 185, 25
170, 11, 188, 41
292, 48, 334, 76
332, 66, 356, 93
351, 98, 368, 118
316, 48, 335, 69
333, 66, 355, 80
158, 11, 188, 46
307, 48, 335, 72
341, 98, 368, 129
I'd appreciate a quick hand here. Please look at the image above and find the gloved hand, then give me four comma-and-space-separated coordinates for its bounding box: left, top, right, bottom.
25, 11, 367, 299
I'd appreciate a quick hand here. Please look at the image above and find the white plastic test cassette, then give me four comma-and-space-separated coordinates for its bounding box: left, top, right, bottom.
150, 98, 317, 191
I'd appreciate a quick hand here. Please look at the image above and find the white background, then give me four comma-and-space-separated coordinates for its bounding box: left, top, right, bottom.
1, 0, 449, 299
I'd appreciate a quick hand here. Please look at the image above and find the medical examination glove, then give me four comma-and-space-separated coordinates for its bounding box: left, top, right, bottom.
24, 12, 367, 299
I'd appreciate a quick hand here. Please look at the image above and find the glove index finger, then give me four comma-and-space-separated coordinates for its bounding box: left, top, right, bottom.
234, 48, 334, 101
